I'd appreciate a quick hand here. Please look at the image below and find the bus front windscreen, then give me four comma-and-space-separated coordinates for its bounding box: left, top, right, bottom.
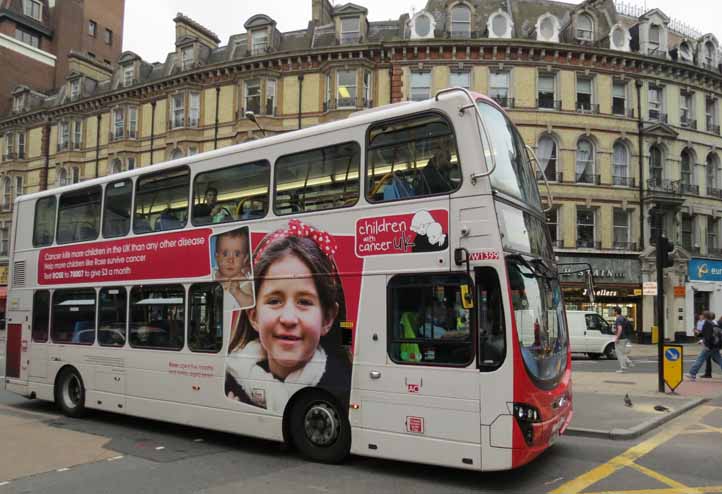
476, 101, 542, 211
507, 257, 568, 389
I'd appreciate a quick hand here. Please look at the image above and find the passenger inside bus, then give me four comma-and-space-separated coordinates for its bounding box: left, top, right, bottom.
193, 187, 234, 225
415, 140, 455, 195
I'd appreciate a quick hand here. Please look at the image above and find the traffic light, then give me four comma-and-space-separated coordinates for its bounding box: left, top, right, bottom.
659, 236, 675, 268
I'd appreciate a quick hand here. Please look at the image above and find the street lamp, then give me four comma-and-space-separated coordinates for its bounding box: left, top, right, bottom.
244, 111, 266, 137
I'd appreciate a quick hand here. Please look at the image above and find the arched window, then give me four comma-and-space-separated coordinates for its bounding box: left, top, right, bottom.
537, 135, 558, 181
450, 4, 471, 38
57, 167, 68, 187
707, 153, 720, 196
576, 13, 593, 41
488, 11, 512, 39
575, 138, 595, 184
681, 149, 694, 191
170, 148, 184, 160
649, 146, 664, 186
410, 13, 434, 39
613, 141, 630, 186
110, 158, 122, 174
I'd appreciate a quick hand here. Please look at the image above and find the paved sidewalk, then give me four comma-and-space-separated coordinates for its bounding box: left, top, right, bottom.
568, 367, 722, 439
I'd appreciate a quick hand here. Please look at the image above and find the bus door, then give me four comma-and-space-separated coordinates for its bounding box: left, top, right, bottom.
5, 320, 23, 380
28, 291, 50, 380
353, 273, 482, 470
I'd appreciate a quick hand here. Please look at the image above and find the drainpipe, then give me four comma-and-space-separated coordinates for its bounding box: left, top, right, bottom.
298, 73, 304, 130
214, 86, 220, 150
636, 78, 645, 343
95, 113, 101, 178
150, 100, 157, 165
389, 65, 393, 103
41, 118, 51, 191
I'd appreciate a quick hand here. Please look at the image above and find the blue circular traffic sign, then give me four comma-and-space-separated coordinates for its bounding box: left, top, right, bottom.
665, 348, 680, 361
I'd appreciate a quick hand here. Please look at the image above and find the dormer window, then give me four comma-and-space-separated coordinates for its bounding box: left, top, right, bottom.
488, 10, 513, 39
705, 41, 716, 68
123, 65, 134, 87
181, 47, 194, 71
12, 95, 24, 113
23, 0, 42, 21
450, 4, 471, 38
70, 79, 81, 100
679, 41, 693, 62
648, 25, 661, 54
340, 16, 361, 45
414, 14, 431, 37
536, 14, 559, 42
610, 24, 630, 52
576, 13, 593, 41
251, 29, 269, 55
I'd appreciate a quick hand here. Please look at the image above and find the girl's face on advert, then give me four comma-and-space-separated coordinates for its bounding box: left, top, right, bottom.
249, 253, 337, 378
215, 235, 247, 279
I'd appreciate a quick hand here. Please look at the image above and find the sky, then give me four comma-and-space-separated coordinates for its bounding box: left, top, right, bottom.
122, 0, 722, 64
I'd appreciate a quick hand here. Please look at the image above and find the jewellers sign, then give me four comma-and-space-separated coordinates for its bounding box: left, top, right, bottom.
559, 256, 641, 283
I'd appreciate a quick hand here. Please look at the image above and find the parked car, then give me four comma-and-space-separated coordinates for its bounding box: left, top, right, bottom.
566, 310, 617, 360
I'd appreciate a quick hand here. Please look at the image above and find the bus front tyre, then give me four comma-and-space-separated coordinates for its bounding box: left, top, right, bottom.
55, 368, 87, 418
289, 391, 350, 464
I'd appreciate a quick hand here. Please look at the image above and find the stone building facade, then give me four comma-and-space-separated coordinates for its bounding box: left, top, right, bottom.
2, 0, 722, 339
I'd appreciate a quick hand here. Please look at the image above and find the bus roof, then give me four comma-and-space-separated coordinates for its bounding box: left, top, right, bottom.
15, 89, 494, 205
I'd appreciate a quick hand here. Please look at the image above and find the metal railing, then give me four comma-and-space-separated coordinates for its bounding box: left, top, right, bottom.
680, 115, 697, 129
576, 102, 600, 114
537, 98, 562, 110
648, 110, 668, 123
707, 248, 722, 258
647, 178, 681, 193
707, 187, 722, 198
576, 174, 601, 185
491, 96, 514, 109
323, 98, 373, 111
612, 176, 635, 187
577, 240, 601, 249
680, 183, 700, 195
613, 241, 638, 251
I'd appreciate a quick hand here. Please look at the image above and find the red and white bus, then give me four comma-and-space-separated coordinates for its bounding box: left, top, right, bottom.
4, 88, 571, 471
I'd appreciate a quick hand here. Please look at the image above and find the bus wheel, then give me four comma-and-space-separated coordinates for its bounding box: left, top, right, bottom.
289, 391, 350, 464
55, 368, 87, 418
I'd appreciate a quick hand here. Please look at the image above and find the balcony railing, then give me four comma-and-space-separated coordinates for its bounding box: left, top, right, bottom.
575, 174, 601, 185
613, 241, 639, 251
680, 183, 700, 195
647, 178, 681, 193
492, 96, 515, 108
680, 115, 697, 129
576, 101, 600, 114
648, 110, 668, 123
57, 141, 69, 152
707, 123, 721, 135
612, 176, 635, 187
577, 240, 601, 249
537, 98, 562, 110
707, 248, 722, 258
612, 103, 634, 118
323, 98, 373, 111
707, 187, 722, 198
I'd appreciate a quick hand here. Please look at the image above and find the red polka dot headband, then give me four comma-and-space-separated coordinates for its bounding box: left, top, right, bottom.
255, 219, 339, 261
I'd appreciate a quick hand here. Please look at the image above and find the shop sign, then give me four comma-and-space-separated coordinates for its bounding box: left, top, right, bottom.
633, 289, 642, 296
674, 286, 686, 298
559, 256, 641, 284
689, 258, 722, 282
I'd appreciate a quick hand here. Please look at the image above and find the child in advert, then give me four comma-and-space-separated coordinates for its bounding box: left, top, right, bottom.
224, 219, 352, 414
213, 227, 253, 310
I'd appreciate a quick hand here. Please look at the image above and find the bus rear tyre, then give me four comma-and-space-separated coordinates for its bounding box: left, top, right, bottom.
55, 368, 87, 418
289, 391, 350, 464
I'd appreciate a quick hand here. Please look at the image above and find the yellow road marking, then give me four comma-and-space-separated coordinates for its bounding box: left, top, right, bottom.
584, 487, 722, 494
697, 423, 722, 434
626, 463, 687, 489
551, 406, 713, 494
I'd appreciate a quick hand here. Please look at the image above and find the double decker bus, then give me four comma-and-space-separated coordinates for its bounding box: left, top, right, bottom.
4, 89, 571, 471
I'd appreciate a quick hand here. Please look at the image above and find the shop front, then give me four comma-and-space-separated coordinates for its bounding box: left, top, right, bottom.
559, 255, 642, 335
686, 258, 722, 330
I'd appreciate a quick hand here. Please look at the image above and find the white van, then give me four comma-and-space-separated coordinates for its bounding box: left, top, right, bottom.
566, 311, 617, 359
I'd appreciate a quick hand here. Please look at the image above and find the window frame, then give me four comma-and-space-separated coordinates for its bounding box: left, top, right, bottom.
613, 208, 630, 247
450, 4, 472, 38
188, 283, 224, 354
612, 141, 630, 185
537, 72, 557, 109
244, 79, 261, 114
133, 166, 190, 235
15, 27, 39, 48
56, 185, 102, 245
104, 28, 113, 45
409, 71, 432, 102
102, 178, 133, 238
339, 16, 361, 44
191, 159, 271, 226
576, 13, 593, 41
23, 0, 42, 21
386, 272, 476, 368
251, 29, 269, 55
612, 80, 627, 115
189, 92, 201, 128
273, 141, 361, 216
88, 20, 97, 37
129, 284, 186, 351
365, 110, 463, 204
171, 93, 186, 129
576, 207, 596, 248
32, 290, 51, 343
97, 287, 127, 348
51, 288, 97, 346
336, 70, 357, 108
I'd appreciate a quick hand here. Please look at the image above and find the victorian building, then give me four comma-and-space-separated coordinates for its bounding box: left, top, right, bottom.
2, 0, 722, 340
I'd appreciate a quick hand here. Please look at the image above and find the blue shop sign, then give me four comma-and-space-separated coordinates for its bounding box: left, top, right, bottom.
689, 258, 722, 282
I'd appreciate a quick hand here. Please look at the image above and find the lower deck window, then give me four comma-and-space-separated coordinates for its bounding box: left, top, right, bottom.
388, 274, 474, 366
51, 288, 97, 344
130, 285, 185, 350
189, 283, 223, 353
98, 287, 127, 347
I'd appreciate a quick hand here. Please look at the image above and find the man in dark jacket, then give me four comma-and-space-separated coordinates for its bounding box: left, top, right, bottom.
687, 311, 722, 381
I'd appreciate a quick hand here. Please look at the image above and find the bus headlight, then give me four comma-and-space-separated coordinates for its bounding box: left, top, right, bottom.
513, 403, 542, 446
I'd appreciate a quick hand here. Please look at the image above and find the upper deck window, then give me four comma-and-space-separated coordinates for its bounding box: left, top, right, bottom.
366, 113, 461, 202
57, 186, 102, 244
103, 179, 132, 238
477, 102, 541, 210
274, 142, 360, 215
33, 196, 56, 247
134, 167, 189, 234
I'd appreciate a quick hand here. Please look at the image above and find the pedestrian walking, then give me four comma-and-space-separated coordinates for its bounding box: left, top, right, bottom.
614, 307, 634, 372
694, 313, 712, 378
687, 311, 722, 381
